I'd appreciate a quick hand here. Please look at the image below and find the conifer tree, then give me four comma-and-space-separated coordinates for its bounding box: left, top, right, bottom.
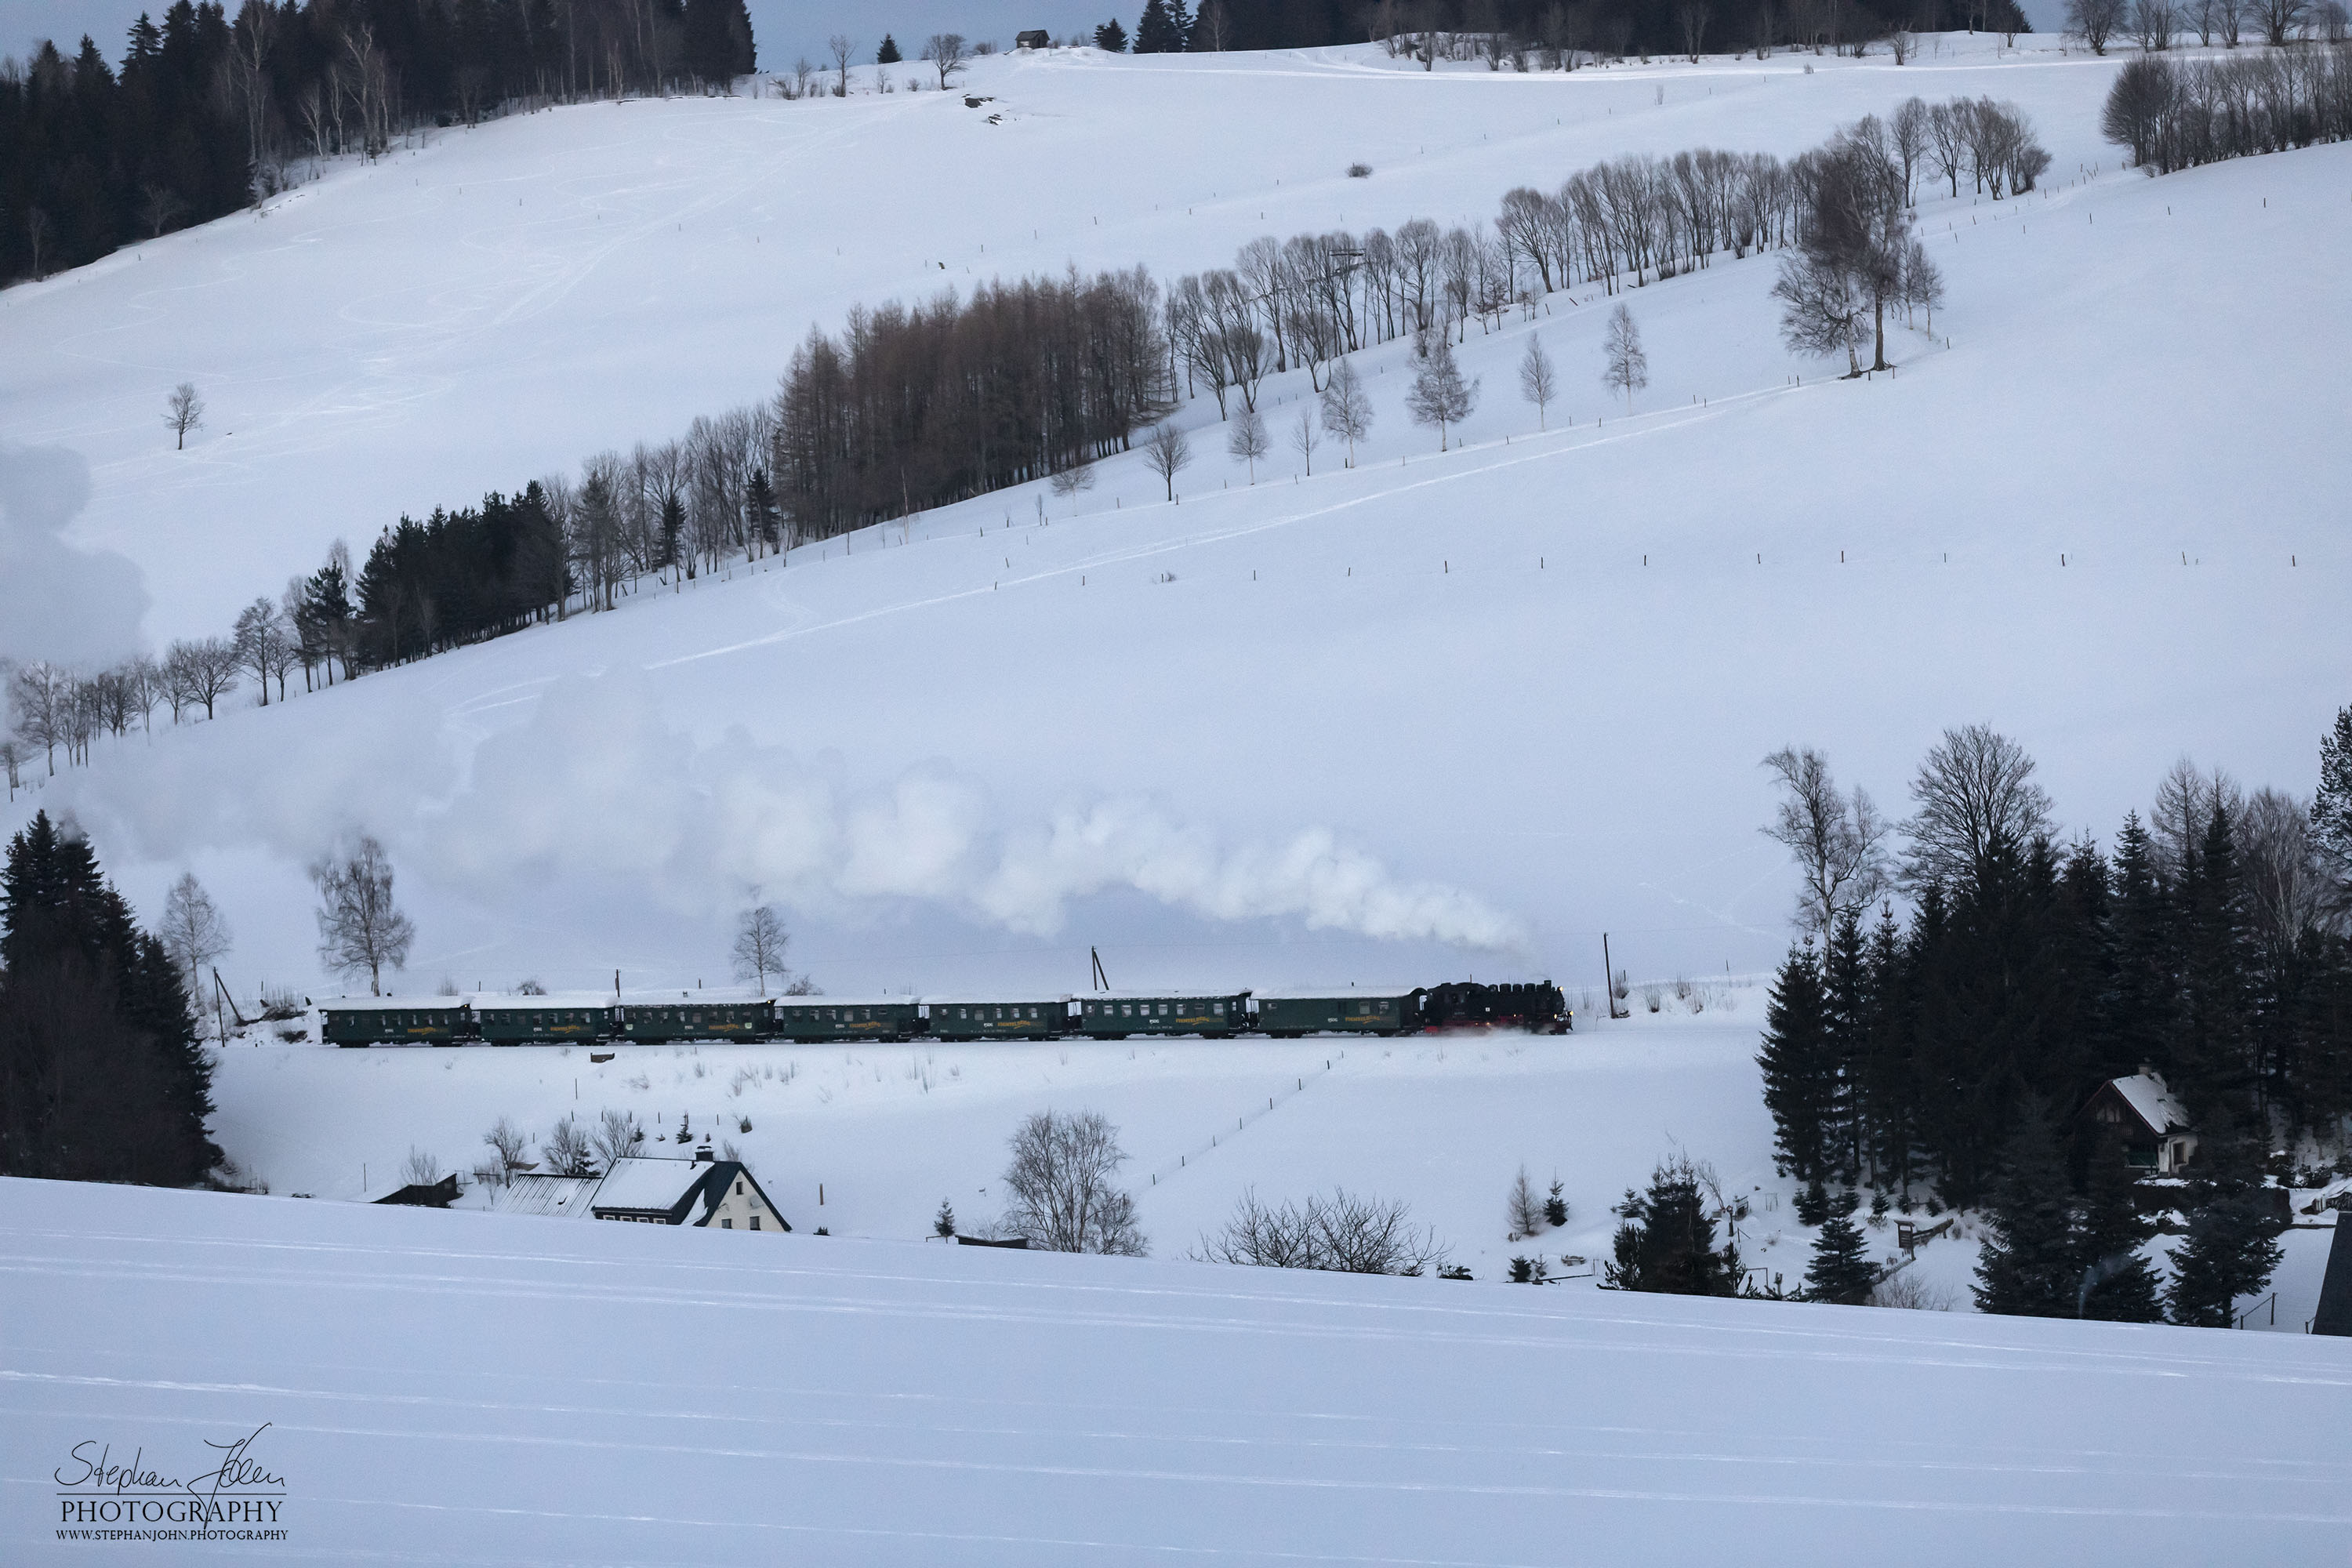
1971, 1102, 2078, 1318
0, 812, 218, 1184
1802, 1192, 1878, 1305
1094, 18, 1131, 50
2177, 800, 2251, 1113
2164, 1112, 2282, 1327
1758, 941, 1835, 1183
1606, 1156, 1742, 1296
2073, 1130, 2162, 1322
1820, 907, 1871, 1182
1134, 0, 1188, 52
877, 34, 903, 63
2317, 706, 2352, 914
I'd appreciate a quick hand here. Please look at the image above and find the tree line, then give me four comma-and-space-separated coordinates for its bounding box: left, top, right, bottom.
1094, 0, 2029, 64
1755, 713, 2352, 1321
2103, 41, 2352, 173
1, 0, 755, 286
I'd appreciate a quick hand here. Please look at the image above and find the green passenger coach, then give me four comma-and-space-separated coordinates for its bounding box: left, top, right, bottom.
923, 998, 1070, 1040
619, 1000, 774, 1043
321, 1001, 470, 1047
1250, 989, 1421, 1038
472, 1003, 616, 1044
1075, 993, 1249, 1038
771, 999, 923, 1041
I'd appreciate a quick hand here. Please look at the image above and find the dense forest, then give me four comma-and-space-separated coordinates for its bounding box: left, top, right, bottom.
0, 0, 754, 285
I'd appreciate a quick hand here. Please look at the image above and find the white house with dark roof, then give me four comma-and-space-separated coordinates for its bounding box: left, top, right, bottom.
587, 1147, 789, 1232
2081, 1069, 2198, 1173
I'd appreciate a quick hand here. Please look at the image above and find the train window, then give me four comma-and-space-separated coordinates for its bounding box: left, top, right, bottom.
1120, 1004, 1132, 1018
1214, 1001, 1225, 1014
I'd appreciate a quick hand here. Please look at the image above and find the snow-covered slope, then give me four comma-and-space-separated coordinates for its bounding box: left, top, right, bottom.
7, 40, 2344, 994
4, 1174, 2347, 1566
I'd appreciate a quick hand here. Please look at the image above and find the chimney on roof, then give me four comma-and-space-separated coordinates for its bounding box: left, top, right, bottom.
693, 1142, 716, 1164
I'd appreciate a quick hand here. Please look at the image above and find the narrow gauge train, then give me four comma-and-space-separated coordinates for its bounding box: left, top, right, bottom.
319, 981, 1569, 1047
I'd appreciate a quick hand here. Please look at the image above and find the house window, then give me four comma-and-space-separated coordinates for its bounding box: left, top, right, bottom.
750, 1216, 760, 1230
735, 1180, 743, 1194
722, 1218, 732, 1229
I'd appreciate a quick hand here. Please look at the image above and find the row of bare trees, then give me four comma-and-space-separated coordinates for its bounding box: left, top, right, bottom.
2071, 0, 2345, 53
2103, 42, 2352, 171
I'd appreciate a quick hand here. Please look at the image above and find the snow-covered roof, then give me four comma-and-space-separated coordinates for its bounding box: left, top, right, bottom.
615, 988, 771, 1006
318, 996, 468, 1013
2107, 1073, 2191, 1136
591, 1156, 717, 1216
920, 994, 1074, 1007
468, 992, 618, 1011
1249, 986, 1421, 1001
771, 996, 919, 1008
495, 1174, 603, 1218
1083, 989, 1250, 1002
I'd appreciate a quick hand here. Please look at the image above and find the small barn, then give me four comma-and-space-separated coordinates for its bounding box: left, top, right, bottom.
589, 1147, 789, 1232
373, 1173, 459, 1207
1014, 29, 1051, 49
2080, 1069, 2197, 1173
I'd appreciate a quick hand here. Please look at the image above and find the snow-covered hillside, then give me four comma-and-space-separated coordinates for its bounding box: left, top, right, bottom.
5, 41, 2344, 997
4, 1174, 2347, 1566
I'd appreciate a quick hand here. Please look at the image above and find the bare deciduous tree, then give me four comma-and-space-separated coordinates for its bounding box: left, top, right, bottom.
1287, 406, 1319, 475
593, 1107, 645, 1169
1902, 724, 2054, 891
137, 183, 188, 238
165, 383, 205, 449
401, 1146, 443, 1185
1000, 1109, 1147, 1255
1762, 746, 1892, 935
2067, 0, 2130, 52
483, 1116, 530, 1174
542, 1113, 594, 1176
159, 873, 232, 993
828, 34, 855, 94
731, 903, 789, 994
1601, 303, 1647, 412
1517, 331, 1558, 429
1142, 422, 1192, 500
1319, 360, 1374, 466
165, 637, 241, 720
310, 833, 416, 995
920, 32, 967, 89
1048, 461, 1096, 513
231, 597, 293, 706
1226, 406, 1270, 482
1406, 335, 1478, 449
1198, 1187, 1452, 1273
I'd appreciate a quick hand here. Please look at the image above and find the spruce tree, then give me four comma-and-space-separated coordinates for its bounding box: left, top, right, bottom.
2107, 812, 2175, 1081
1971, 1102, 2078, 1318
1094, 18, 1131, 50
2074, 1130, 2162, 1322
1759, 941, 1834, 1183
2178, 800, 2252, 1116
2164, 1112, 2283, 1327
1606, 1156, 1742, 1296
2315, 705, 2352, 907
1134, 0, 1186, 52
877, 34, 902, 64
0, 812, 218, 1185
1802, 1194, 1878, 1305
1821, 907, 1870, 1183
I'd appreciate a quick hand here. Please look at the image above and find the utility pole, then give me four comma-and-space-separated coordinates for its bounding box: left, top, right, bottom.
1602, 933, 1627, 1020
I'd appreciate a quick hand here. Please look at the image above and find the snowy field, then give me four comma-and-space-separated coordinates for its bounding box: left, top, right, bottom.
5, 1172, 2350, 1566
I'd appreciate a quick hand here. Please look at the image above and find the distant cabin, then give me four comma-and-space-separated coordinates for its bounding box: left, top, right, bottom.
2080, 1070, 2197, 1173
1015, 30, 1051, 49
589, 1146, 789, 1232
